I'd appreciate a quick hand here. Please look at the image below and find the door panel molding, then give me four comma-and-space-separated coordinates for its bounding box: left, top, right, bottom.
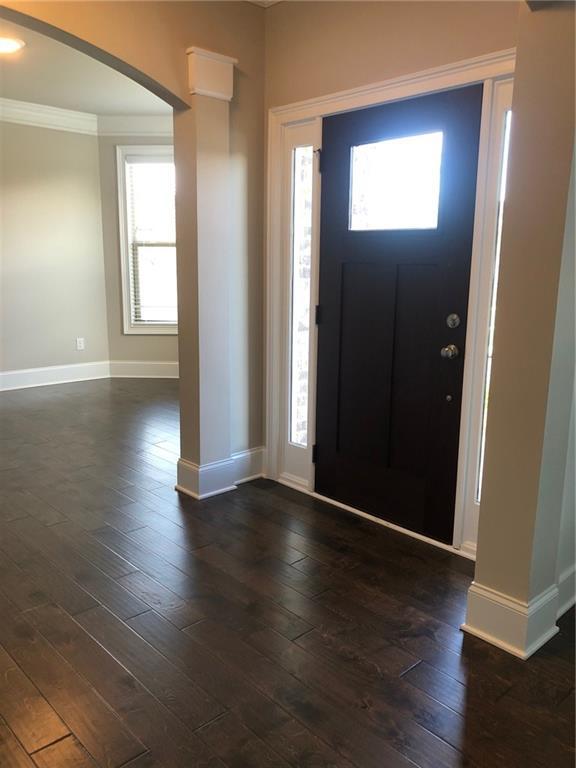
266, 49, 515, 557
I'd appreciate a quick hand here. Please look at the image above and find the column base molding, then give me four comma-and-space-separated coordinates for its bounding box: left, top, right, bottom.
461, 581, 559, 660
176, 447, 265, 500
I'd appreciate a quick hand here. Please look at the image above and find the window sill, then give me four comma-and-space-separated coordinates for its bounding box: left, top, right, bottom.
123, 324, 178, 336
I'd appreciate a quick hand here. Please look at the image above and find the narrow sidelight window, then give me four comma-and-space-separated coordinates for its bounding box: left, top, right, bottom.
117, 146, 177, 334
289, 146, 314, 447
476, 110, 512, 501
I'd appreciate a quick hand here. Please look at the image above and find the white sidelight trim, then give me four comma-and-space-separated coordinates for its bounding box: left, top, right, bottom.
176, 447, 265, 501
186, 47, 238, 102
0, 361, 111, 391
462, 581, 560, 659
557, 564, 576, 618
109, 361, 179, 378
0, 360, 179, 391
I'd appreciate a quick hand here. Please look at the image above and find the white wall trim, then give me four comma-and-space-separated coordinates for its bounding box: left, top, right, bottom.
0, 361, 111, 391
462, 581, 560, 659
0, 360, 179, 391
109, 361, 179, 378
557, 564, 576, 618
0, 96, 98, 135
176, 457, 237, 500
233, 447, 266, 484
266, 49, 516, 555
0, 97, 172, 137
176, 447, 265, 501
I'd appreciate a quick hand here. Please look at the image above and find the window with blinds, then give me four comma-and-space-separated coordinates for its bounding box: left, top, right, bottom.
117, 146, 177, 334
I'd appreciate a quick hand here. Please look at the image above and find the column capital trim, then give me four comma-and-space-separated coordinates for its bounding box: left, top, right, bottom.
186, 47, 238, 101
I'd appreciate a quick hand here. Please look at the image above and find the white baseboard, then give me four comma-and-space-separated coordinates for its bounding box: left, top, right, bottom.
0, 361, 111, 391
109, 360, 179, 378
461, 540, 478, 559
0, 360, 179, 391
462, 581, 560, 659
234, 447, 266, 484
176, 447, 265, 500
557, 564, 576, 618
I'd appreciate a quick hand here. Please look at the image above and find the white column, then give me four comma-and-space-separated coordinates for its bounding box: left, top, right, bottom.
175, 47, 239, 499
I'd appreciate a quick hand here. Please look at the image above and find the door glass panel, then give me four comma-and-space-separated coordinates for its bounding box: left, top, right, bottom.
289, 146, 314, 447
476, 110, 512, 502
349, 131, 443, 231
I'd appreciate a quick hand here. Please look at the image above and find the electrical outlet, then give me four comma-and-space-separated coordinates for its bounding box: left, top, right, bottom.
76, 337, 85, 351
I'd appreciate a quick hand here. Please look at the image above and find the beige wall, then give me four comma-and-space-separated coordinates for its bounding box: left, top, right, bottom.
265, 1, 520, 107
0, 122, 109, 371
98, 133, 178, 363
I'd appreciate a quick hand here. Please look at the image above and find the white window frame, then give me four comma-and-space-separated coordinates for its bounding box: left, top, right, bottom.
265, 49, 516, 559
116, 144, 177, 335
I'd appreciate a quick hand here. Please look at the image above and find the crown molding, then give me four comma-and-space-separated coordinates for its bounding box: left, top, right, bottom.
0, 97, 172, 138
0, 96, 98, 135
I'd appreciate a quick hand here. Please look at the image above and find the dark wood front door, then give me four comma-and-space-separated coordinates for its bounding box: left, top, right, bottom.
314, 85, 483, 543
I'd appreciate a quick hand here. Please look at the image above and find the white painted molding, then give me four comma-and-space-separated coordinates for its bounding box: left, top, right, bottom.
0, 360, 179, 391
557, 564, 576, 618
97, 114, 173, 137
176, 447, 265, 500
109, 361, 179, 379
0, 361, 111, 391
462, 581, 560, 659
186, 47, 238, 102
0, 97, 172, 137
234, 447, 266, 485
0, 96, 98, 135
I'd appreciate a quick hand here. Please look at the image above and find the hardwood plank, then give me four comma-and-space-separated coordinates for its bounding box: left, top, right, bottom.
0, 718, 36, 768
27, 604, 225, 768
127, 610, 357, 768
117, 570, 202, 628
0, 594, 144, 768
32, 735, 98, 768
199, 711, 291, 768
74, 605, 224, 731
0, 646, 69, 753
186, 618, 417, 768
8, 517, 149, 620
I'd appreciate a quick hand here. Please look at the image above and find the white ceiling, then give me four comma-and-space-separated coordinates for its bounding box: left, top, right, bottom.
0, 20, 171, 116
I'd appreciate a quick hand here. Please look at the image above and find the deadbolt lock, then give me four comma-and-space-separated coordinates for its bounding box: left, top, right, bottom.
446, 313, 461, 329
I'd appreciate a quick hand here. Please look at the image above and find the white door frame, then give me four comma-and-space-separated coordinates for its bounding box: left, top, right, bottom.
265, 49, 515, 558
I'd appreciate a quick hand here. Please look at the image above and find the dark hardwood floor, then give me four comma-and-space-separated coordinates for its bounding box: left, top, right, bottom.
0, 378, 573, 768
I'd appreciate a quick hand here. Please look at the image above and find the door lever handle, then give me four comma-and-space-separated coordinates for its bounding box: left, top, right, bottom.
440, 344, 459, 360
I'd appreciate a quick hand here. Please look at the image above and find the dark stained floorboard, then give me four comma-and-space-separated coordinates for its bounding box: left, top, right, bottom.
0, 379, 573, 767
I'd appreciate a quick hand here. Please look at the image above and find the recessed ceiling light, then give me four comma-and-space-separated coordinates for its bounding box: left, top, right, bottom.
0, 38, 26, 55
